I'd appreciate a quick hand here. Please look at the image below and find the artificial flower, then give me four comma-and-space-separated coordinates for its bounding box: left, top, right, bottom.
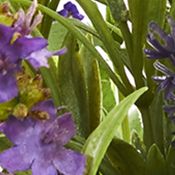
0, 100, 85, 175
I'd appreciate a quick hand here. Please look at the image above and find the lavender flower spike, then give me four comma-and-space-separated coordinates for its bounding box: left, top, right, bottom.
0, 100, 86, 175
145, 17, 175, 65
153, 61, 175, 100
58, 1, 84, 20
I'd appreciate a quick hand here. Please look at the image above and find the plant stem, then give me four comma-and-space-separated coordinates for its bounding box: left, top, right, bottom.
140, 107, 154, 151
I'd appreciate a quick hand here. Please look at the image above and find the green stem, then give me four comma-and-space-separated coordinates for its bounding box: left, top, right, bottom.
14, 0, 129, 96
119, 21, 133, 73
41, 0, 61, 38
40, 67, 60, 106
38, 0, 49, 6
140, 107, 154, 151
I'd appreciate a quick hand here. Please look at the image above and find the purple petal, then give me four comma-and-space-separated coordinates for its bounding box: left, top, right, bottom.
0, 73, 18, 103
32, 159, 57, 175
149, 22, 168, 42
26, 48, 50, 68
64, 2, 74, 11
0, 122, 4, 131
69, 4, 79, 14
12, 37, 48, 59
72, 13, 84, 20
13, 9, 25, 33
1, 116, 34, 145
148, 22, 175, 52
0, 24, 14, 47
153, 76, 166, 83
25, 0, 37, 28
153, 61, 173, 75
53, 148, 86, 175
0, 146, 33, 173
147, 34, 171, 56
31, 100, 57, 118
26, 48, 67, 68
144, 49, 167, 58
42, 113, 76, 145
58, 9, 68, 17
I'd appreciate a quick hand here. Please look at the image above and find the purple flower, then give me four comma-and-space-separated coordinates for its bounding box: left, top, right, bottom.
0, 20, 66, 102
58, 2, 84, 20
153, 61, 175, 100
13, 0, 43, 36
0, 100, 86, 175
0, 24, 47, 103
145, 17, 175, 65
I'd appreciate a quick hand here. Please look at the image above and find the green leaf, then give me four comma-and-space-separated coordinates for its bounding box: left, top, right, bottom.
83, 87, 148, 175
0, 136, 12, 152
146, 144, 167, 175
76, 0, 133, 93
80, 38, 102, 132
101, 77, 116, 112
106, 138, 145, 175
106, 0, 127, 22
58, 34, 90, 137
41, 0, 61, 38
166, 146, 175, 175
100, 155, 121, 175
149, 92, 164, 153
0, 99, 17, 121
40, 67, 60, 106
48, 22, 68, 51
129, 106, 143, 139
16, 171, 31, 175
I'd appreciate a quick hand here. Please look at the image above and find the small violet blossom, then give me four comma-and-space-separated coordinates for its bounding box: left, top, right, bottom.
0, 100, 86, 175
58, 1, 84, 20
152, 61, 175, 100
0, 0, 66, 103
145, 16, 175, 65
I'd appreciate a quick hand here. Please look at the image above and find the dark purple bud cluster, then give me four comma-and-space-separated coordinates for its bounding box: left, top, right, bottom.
58, 1, 84, 20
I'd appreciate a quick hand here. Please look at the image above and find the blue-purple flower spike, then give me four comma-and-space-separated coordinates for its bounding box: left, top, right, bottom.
145, 17, 175, 65
0, 100, 86, 175
58, 1, 84, 20
153, 61, 175, 100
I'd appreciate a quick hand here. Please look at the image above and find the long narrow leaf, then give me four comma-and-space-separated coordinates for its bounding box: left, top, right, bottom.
83, 87, 148, 175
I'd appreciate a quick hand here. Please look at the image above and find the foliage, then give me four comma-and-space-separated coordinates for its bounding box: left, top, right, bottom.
0, 0, 175, 174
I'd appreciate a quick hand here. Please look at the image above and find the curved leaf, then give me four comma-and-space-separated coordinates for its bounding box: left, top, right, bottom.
83, 87, 148, 175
